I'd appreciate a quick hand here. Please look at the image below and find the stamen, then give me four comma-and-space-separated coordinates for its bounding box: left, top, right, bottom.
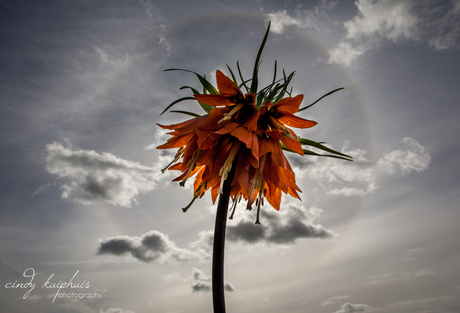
161, 147, 184, 173
218, 142, 240, 194
182, 196, 197, 212
229, 195, 239, 220
218, 102, 244, 124
255, 203, 261, 225
267, 115, 299, 140
179, 149, 202, 186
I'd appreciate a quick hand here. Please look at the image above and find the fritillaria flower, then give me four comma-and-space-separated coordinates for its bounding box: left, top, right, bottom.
157, 68, 350, 223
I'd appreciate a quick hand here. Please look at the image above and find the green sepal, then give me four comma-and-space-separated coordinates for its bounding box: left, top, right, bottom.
280, 143, 353, 161
237, 61, 250, 93
164, 68, 218, 95
180, 86, 213, 113
272, 70, 295, 104
226, 64, 239, 86
301, 149, 353, 161
298, 88, 345, 112
250, 21, 271, 94
160, 96, 196, 115
170, 110, 202, 118
298, 138, 352, 160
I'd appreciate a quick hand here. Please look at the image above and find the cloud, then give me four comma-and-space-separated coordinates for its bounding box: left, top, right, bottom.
45, 142, 165, 207
96, 203, 335, 265
377, 138, 432, 175
96, 230, 206, 263
328, 0, 460, 66
292, 137, 430, 197
207, 203, 338, 248
333, 302, 372, 313
321, 295, 351, 306
266, 1, 339, 34
364, 269, 434, 285
190, 268, 236, 293
100, 309, 135, 313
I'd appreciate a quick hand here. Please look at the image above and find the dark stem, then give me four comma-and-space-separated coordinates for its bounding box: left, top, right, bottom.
212, 167, 235, 313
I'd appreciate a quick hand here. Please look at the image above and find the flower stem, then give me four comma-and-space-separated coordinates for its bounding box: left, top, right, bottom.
212, 166, 235, 313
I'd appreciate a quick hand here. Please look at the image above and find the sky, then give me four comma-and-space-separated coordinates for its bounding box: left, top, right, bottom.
1, 0, 460, 313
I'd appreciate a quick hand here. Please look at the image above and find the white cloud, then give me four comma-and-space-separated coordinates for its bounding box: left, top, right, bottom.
163, 272, 182, 283
328, 0, 460, 66
364, 269, 435, 285
333, 302, 372, 313
45, 142, 166, 207
293, 137, 430, 197
321, 294, 350, 306
327, 41, 368, 67
266, 1, 339, 34
100, 309, 135, 313
377, 137, 431, 175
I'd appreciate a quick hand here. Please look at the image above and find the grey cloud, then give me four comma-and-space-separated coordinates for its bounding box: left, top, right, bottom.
190, 268, 236, 293
189, 204, 338, 252
226, 221, 266, 243
45, 142, 164, 207
97, 231, 205, 263
225, 203, 339, 245
333, 302, 372, 313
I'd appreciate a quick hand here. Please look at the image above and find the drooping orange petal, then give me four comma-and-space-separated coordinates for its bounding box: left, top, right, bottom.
216, 70, 241, 96
274, 94, 304, 114
277, 114, 317, 129
267, 137, 287, 168
172, 165, 202, 182
214, 122, 240, 135
157, 117, 201, 131
262, 154, 281, 190
279, 129, 304, 155
241, 103, 260, 131
193, 166, 206, 190
230, 126, 254, 150
202, 107, 232, 130
175, 115, 208, 133
156, 132, 196, 149
168, 162, 183, 171
232, 151, 251, 194
288, 187, 301, 200
258, 137, 272, 157
265, 184, 281, 211
194, 94, 234, 107
211, 187, 219, 203
196, 129, 218, 150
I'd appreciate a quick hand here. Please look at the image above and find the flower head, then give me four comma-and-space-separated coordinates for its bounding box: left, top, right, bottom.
157, 22, 352, 223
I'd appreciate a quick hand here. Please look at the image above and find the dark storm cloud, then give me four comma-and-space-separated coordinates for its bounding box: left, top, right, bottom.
97, 230, 205, 263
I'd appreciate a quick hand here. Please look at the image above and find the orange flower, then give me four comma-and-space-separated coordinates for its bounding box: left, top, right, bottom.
157, 68, 347, 224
